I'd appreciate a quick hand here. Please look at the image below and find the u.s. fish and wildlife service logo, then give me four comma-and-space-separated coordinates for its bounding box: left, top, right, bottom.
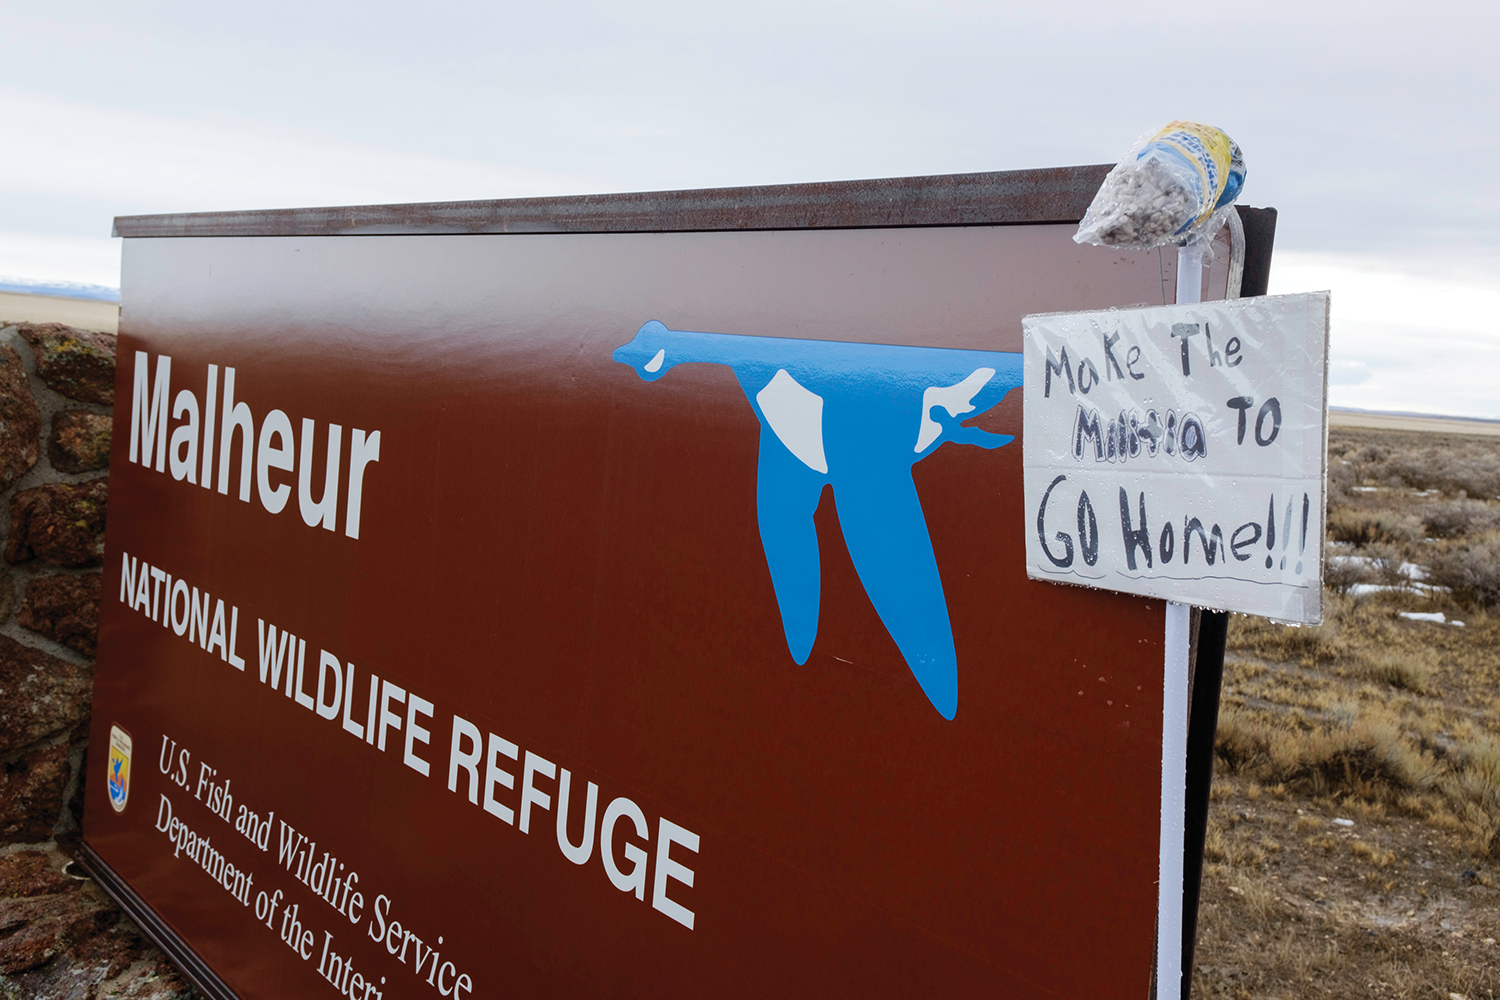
107, 725, 132, 813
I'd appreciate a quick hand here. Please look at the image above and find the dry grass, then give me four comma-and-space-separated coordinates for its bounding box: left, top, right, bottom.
1429, 535, 1500, 609
1325, 544, 1373, 595
1441, 739, 1500, 859
1329, 430, 1500, 498
1328, 507, 1423, 546
1350, 839, 1397, 868
1422, 499, 1500, 539
1227, 613, 1345, 668
1195, 425, 1500, 999
1214, 704, 1439, 800
1356, 651, 1433, 693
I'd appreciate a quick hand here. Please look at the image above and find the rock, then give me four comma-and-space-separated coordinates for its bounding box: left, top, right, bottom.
18, 573, 102, 656
2, 917, 197, 999
0, 848, 197, 998
0, 849, 73, 898
0, 743, 70, 843
0, 567, 15, 623
2, 920, 140, 995
49, 410, 113, 474
0, 634, 92, 756
0, 851, 116, 975
0, 344, 41, 490
17, 323, 117, 405
63, 741, 88, 835
5, 480, 108, 567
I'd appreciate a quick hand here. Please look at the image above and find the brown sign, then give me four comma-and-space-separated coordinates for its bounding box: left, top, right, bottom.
86, 171, 1237, 999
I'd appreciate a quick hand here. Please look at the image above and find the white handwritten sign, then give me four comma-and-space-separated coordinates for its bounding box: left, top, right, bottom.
1022, 291, 1330, 624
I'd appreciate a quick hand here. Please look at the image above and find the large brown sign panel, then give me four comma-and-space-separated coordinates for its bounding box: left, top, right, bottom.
86, 184, 1233, 998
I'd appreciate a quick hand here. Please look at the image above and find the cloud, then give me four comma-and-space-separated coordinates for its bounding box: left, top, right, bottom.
5, 2, 1498, 417
0, 87, 594, 216
1320, 320, 1500, 419
0, 233, 121, 290
1271, 252, 1500, 419
1272, 252, 1500, 332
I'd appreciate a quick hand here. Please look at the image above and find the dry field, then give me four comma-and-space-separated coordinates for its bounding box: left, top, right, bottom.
1192, 424, 1500, 999
0, 291, 118, 333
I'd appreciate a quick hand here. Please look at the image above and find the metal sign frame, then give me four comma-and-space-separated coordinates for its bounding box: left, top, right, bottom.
90, 167, 1276, 1000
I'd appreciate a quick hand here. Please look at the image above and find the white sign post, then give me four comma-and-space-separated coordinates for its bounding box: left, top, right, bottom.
1022, 281, 1329, 1000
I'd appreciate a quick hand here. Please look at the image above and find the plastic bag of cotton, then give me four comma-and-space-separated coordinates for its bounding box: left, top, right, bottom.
1075, 121, 1246, 251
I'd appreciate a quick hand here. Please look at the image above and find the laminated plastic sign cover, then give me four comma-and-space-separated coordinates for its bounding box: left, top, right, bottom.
1021, 292, 1330, 624
86, 182, 1232, 1000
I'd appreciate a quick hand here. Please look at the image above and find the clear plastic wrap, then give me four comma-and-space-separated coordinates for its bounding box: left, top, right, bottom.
1075, 121, 1246, 251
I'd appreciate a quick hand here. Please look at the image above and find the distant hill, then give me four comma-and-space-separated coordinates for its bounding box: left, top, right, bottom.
0, 278, 120, 303
1332, 406, 1500, 426
1330, 407, 1500, 437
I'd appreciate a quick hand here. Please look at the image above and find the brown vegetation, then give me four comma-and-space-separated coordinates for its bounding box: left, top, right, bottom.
1194, 425, 1500, 999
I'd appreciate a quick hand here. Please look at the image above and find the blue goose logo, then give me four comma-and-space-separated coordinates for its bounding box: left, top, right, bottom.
614, 321, 1023, 719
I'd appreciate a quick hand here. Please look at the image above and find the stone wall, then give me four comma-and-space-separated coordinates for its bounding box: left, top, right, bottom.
0, 321, 196, 998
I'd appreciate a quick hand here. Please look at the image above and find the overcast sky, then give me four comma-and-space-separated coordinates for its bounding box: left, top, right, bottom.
4, 0, 1497, 416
